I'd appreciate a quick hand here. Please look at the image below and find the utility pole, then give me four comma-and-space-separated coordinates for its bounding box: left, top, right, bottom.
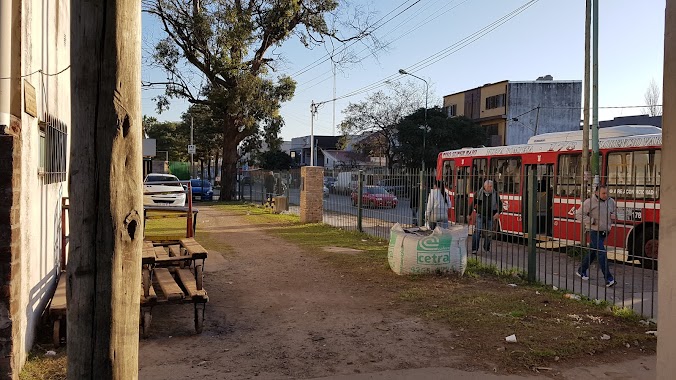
332, 62, 337, 136
591, 0, 600, 185
191, 117, 195, 178
68, 0, 142, 379
310, 101, 316, 166
581, 0, 591, 247
658, 1, 676, 376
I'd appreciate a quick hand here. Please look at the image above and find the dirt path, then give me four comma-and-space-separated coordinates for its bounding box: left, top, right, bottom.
138, 207, 655, 380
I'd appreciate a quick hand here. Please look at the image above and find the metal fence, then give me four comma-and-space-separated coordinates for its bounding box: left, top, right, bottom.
234, 166, 658, 318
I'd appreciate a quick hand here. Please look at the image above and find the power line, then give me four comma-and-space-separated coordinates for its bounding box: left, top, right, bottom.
291, 0, 424, 77
316, 0, 540, 106
295, 0, 472, 92
0, 65, 71, 80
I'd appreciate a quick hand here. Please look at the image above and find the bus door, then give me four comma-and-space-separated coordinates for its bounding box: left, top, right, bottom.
455, 159, 471, 223
523, 164, 554, 238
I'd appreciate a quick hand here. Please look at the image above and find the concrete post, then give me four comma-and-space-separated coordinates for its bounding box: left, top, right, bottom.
658, 1, 675, 378
300, 166, 323, 223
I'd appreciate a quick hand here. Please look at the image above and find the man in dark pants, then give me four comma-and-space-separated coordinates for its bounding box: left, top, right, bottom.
576, 184, 616, 287
470, 180, 502, 254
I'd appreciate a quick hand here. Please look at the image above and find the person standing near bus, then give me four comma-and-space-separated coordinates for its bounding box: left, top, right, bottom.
575, 184, 616, 287
425, 180, 451, 230
471, 180, 503, 254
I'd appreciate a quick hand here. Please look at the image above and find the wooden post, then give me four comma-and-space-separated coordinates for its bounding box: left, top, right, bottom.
658, 1, 676, 378
68, 1, 142, 379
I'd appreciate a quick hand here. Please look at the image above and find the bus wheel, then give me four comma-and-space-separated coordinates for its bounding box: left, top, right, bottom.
637, 226, 659, 270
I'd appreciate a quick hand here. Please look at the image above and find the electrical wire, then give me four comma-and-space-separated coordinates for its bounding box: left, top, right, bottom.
296, 0, 472, 92
0, 65, 71, 80
291, 0, 424, 77
314, 0, 540, 106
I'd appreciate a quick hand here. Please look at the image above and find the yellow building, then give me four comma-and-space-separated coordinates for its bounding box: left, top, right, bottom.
442, 77, 582, 146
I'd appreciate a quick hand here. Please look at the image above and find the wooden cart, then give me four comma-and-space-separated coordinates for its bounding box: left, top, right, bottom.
140, 237, 209, 338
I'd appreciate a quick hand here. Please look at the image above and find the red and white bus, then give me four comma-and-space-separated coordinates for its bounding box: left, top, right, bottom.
436, 125, 662, 267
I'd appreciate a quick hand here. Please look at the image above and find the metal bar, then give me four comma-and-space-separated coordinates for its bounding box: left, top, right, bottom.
527, 167, 537, 282
357, 169, 364, 232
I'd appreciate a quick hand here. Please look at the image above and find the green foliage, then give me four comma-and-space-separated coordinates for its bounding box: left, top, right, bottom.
396, 108, 487, 169
143, 116, 189, 161
144, 0, 378, 199
258, 150, 294, 170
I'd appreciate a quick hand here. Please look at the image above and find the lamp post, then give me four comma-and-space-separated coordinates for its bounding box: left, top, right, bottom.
398, 69, 428, 171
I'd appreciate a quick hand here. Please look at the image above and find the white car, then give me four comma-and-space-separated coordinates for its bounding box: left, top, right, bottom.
143, 174, 186, 207
323, 185, 330, 198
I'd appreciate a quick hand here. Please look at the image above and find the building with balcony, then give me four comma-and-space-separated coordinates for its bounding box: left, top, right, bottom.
442, 77, 582, 146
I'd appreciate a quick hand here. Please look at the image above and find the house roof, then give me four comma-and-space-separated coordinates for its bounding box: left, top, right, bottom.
322, 150, 371, 164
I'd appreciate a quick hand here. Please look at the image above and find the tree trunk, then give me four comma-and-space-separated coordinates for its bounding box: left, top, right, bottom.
219, 137, 239, 201
207, 154, 212, 182
214, 151, 219, 185
68, 1, 142, 379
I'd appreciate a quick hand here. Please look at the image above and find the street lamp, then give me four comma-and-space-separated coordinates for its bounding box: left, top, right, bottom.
398, 69, 428, 171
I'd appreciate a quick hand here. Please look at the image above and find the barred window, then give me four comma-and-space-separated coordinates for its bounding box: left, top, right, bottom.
489, 157, 521, 194
40, 116, 68, 184
607, 150, 660, 200
485, 94, 506, 110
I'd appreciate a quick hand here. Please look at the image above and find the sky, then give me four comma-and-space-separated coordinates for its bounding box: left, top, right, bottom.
141, 0, 666, 142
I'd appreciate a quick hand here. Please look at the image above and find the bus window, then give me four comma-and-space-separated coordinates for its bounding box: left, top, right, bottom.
471, 158, 487, 193
557, 154, 590, 197
443, 160, 455, 191
607, 150, 660, 200
489, 157, 521, 194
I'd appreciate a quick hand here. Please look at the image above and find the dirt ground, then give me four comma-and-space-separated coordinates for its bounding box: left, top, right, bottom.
137, 207, 656, 380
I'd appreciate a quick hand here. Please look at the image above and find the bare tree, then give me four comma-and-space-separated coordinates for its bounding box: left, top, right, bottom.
143, 0, 380, 200
339, 80, 428, 168
644, 78, 663, 117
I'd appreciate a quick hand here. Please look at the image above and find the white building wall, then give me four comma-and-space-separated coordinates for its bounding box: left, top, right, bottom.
16, 0, 70, 367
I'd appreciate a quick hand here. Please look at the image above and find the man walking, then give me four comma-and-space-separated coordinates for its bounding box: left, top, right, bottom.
471, 180, 502, 254
576, 184, 616, 287
409, 181, 421, 226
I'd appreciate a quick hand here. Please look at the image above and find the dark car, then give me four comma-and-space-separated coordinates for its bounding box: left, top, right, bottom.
351, 186, 398, 208
324, 176, 337, 193
190, 179, 214, 201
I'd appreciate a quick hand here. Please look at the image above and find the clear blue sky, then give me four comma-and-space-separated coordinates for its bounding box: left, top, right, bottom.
142, 0, 666, 141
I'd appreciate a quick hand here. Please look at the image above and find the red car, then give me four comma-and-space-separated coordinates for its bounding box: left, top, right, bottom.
351, 186, 398, 208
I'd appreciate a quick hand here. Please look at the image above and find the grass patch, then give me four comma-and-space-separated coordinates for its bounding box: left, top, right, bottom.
612, 306, 641, 322
222, 204, 657, 373
20, 347, 66, 380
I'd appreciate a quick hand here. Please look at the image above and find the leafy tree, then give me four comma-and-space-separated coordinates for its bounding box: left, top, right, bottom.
143, 116, 189, 161
143, 0, 377, 200
396, 108, 487, 169
258, 150, 294, 170
339, 80, 426, 168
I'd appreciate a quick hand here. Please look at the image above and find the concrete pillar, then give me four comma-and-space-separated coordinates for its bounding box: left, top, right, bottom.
658, 1, 676, 378
300, 166, 323, 223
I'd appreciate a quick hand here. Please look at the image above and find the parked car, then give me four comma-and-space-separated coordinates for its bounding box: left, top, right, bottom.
351, 186, 398, 208
190, 179, 214, 201
376, 178, 407, 197
323, 185, 330, 198
324, 176, 337, 193
144, 173, 186, 207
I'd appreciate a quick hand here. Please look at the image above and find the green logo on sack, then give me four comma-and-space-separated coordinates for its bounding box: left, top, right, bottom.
416, 236, 452, 265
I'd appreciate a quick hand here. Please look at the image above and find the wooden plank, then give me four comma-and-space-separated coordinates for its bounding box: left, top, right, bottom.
143, 241, 154, 249
169, 245, 182, 257
140, 282, 157, 306
180, 238, 208, 259
50, 272, 68, 314
142, 246, 156, 265
153, 268, 184, 301
154, 246, 169, 260
176, 269, 208, 301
